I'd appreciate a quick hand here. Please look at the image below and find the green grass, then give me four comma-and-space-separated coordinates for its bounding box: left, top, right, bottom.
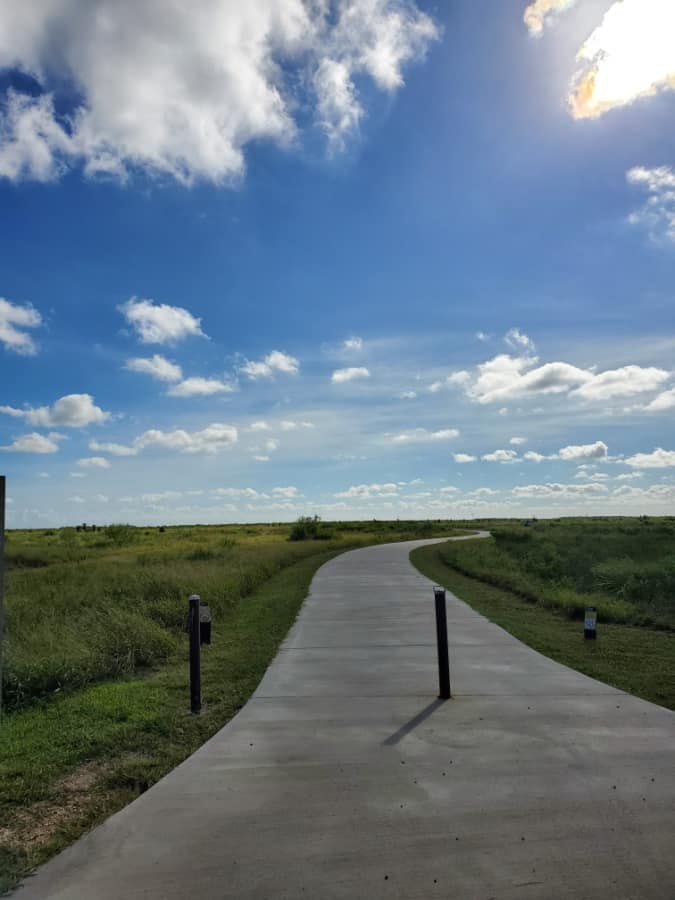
432, 519, 675, 629
411, 541, 675, 713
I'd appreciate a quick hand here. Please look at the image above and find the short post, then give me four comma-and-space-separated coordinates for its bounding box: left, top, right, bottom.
584, 606, 597, 641
188, 594, 201, 713
434, 586, 451, 699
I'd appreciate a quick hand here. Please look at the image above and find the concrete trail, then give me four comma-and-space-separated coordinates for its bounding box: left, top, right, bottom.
15, 535, 675, 899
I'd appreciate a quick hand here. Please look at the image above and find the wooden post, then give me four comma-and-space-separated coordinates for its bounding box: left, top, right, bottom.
0, 476, 5, 717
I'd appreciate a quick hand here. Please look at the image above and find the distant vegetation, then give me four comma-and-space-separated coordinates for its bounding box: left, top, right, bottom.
435, 518, 675, 629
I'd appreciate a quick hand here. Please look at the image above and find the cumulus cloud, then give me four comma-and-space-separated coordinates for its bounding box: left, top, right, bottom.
464, 351, 668, 405
0, 432, 63, 453
241, 350, 299, 379
510, 436, 527, 445
0, 393, 110, 427
624, 447, 675, 468
644, 386, 675, 412
568, 0, 675, 120
249, 421, 271, 432
524, 0, 579, 36
627, 167, 675, 244
343, 336, 363, 350
0, 0, 437, 186
572, 366, 669, 401
89, 423, 238, 457
77, 456, 110, 469
0, 297, 42, 354
453, 453, 476, 463
557, 441, 608, 461
125, 354, 182, 382
481, 449, 519, 463
523, 450, 547, 462
167, 377, 234, 397
331, 366, 370, 383
120, 298, 205, 345
391, 428, 459, 443
336, 482, 400, 498
279, 419, 314, 430
399, 390, 417, 399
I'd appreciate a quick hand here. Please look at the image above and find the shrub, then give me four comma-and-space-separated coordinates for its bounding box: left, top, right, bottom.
105, 524, 138, 546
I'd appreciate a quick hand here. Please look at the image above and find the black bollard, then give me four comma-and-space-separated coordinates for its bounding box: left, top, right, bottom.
434, 586, 451, 699
189, 594, 201, 713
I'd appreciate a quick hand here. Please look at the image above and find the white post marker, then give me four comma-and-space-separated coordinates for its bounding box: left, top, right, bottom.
584, 606, 597, 641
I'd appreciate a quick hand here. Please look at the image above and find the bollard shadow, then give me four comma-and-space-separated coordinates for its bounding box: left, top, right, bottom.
382, 698, 446, 747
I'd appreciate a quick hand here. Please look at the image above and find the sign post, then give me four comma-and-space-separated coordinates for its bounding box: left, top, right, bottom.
584, 606, 597, 641
188, 594, 202, 713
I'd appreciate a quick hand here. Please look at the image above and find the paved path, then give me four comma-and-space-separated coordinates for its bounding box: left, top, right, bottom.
15, 536, 675, 899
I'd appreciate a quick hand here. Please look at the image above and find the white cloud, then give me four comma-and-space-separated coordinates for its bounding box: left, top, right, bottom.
120, 298, 205, 345
249, 421, 271, 432
336, 482, 400, 498
504, 327, 535, 352
513, 482, 608, 499
399, 390, 417, 399
96, 423, 238, 457
572, 366, 669, 401
253, 454, 270, 462
627, 166, 675, 244
125, 354, 182, 382
523, 450, 547, 462
78, 456, 110, 469
465, 352, 668, 405
0, 1, 437, 185
241, 350, 299, 379
624, 448, 675, 469
272, 486, 299, 498
167, 377, 234, 397
331, 366, 370, 383
557, 441, 608, 461
524, 0, 579, 36
616, 472, 643, 481
343, 336, 363, 351
453, 453, 476, 463
0, 432, 63, 453
0, 297, 42, 354
574, 470, 609, 481
391, 427, 459, 443
510, 436, 527, 445
644, 385, 675, 412
481, 449, 519, 463
568, 0, 675, 120
89, 440, 138, 457
213, 487, 261, 499
475, 331, 491, 342
265, 438, 279, 452
0, 393, 110, 427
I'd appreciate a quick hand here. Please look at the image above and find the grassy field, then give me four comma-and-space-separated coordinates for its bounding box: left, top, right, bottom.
411, 522, 675, 713
432, 518, 675, 629
0, 518, 464, 892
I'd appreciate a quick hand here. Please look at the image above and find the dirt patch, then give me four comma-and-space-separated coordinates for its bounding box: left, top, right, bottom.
0, 762, 111, 852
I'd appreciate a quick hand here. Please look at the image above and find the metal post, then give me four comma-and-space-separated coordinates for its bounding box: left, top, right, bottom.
189, 593, 201, 713
434, 586, 451, 699
0, 476, 4, 717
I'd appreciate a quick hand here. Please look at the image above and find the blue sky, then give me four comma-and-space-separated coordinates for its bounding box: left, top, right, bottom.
1, 0, 675, 526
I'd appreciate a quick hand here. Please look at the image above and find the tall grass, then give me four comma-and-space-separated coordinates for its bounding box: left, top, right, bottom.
438, 519, 675, 629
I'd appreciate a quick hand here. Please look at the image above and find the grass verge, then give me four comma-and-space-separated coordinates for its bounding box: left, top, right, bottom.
411, 542, 675, 712
0, 547, 341, 894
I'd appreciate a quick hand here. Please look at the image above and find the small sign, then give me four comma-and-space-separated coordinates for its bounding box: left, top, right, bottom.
584, 606, 597, 640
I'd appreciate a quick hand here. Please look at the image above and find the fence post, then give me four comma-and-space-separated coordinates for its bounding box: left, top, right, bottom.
434, 586, 451, 699
0, 476, 4, 717
189, 593, 201, 713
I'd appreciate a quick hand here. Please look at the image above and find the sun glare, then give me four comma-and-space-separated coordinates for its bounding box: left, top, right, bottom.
569, 0, 675, 118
